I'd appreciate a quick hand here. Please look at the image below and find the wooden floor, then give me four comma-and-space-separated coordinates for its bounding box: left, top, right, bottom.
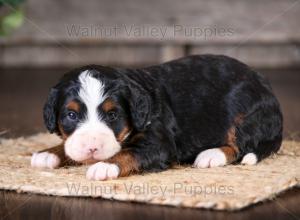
0, 67, 299, 219
0, 188, 300, 220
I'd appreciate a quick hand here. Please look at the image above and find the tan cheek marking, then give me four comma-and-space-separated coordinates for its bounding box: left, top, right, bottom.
66, 100, 80, 112
117, 125, 131, 142
58, 121, 69, 140
106, 150, 139, 176
102, 99, 116, 112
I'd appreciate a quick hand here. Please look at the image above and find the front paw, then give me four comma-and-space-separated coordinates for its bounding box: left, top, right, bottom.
86, 162, 120, 181
31, 152, 61, 169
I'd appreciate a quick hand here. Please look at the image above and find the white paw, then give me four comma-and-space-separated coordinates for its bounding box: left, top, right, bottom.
31, 152, 60, 169
241, 153, 258, 165
86, 162, 120, 181
193, 148, 227, 168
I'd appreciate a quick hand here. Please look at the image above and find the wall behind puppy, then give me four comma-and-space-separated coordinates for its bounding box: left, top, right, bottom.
0, 0, 299, 138
0, 0, 300, 68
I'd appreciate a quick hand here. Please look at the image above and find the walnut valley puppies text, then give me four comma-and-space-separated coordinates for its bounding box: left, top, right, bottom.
66, 24, 235, 40
66, 182, 235, 197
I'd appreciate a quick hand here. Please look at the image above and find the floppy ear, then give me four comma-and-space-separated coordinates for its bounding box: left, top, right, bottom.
43, 88, 59, 133
127, 85, 152, 131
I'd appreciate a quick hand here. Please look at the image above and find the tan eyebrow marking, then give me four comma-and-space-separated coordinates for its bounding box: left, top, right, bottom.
102, 98, 117, 112
66, 100, 80, 112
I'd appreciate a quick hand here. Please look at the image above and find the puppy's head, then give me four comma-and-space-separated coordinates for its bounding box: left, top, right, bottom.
43, 67, 151, 162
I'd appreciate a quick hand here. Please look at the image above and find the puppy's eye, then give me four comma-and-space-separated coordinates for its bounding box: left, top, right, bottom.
67, 111, 78, 120
107, 111, 118, 121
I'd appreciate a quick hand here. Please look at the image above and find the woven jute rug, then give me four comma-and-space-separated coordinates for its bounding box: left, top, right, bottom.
0, 133, 299, 210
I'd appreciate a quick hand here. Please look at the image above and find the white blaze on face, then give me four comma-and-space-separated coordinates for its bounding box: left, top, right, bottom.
64, 70, 121, 162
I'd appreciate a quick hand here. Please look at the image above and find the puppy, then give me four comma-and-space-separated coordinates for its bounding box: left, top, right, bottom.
31, 54, 283, 181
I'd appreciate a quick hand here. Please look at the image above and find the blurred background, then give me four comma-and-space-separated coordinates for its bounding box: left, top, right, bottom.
0, 0, 299, 139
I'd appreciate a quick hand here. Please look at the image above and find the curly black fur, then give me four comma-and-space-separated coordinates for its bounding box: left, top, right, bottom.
43, 54, 283, 172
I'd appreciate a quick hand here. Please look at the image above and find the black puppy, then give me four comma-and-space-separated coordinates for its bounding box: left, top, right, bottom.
31, 54, 283, 181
